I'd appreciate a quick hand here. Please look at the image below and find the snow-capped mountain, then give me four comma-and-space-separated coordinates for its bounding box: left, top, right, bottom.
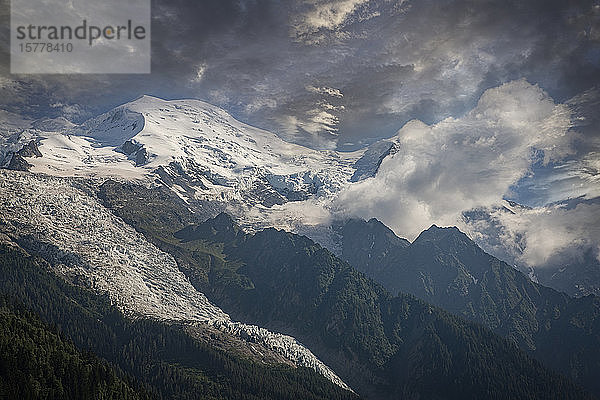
1, 96, 390, 234
3, 95, 600, 398
0, 96, 404, 390
23, 96, 362, 200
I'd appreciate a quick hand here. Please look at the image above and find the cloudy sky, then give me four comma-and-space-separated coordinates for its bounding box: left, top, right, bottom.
2, 0, 599, 146
1, 0, 599, 270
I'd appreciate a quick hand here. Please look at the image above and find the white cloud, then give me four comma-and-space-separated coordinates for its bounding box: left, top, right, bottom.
461, 201, 600, 269
332, 79, 575, 240
207, 89, 230, 105
492, 203, 600, 266
274, 110, 339, 150
50, 102, 89, 122
271, 85, 346, 148
244, 97, 278, 114
306, 85, 344, 97
305, 108, 340, 134
328, 79, 600, 270
298, 0, 369, 30
538, 155, 600, 202
291, 0, 375, 40
191, 63, 208, 84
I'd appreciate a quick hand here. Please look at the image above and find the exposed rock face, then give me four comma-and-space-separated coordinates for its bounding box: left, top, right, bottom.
350, 140, 399, 182
134, 147, 148, 166
119, 140, 149, 167
6, 154, 32, 171
120, 139, 142, 155
4, 140, 42, 171
17, 140, 43, 158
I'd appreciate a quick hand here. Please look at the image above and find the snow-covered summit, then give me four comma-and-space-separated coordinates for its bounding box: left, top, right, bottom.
20, 96, 359, 187
0, 96, 401, 390
2, 96, 396, 232
66, 95, 357, 175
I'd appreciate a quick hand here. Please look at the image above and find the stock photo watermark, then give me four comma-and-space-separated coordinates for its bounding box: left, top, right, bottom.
11, 0, 151, 74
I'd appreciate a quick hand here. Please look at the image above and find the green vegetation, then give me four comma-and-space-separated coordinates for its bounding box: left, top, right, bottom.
0, 297, 147, 400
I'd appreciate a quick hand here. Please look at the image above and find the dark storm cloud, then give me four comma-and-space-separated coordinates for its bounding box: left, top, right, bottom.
1, 0, 599, 147
0, 0, 287, 119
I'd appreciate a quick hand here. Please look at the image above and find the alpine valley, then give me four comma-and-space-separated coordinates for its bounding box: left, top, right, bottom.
1, 96, 598, 399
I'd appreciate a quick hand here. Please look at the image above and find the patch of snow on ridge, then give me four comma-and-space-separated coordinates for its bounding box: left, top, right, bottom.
0, 169, 351, 391
30, 131, 149, 180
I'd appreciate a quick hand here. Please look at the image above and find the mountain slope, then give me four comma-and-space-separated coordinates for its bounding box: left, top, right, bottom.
2, 95, 597, 298
96, 179, 593, 400
2, 96, 598, 398
337, 218, 600, 396
0, 169, 350, 390
0, 237, 358, 400
0, 297, 149, 400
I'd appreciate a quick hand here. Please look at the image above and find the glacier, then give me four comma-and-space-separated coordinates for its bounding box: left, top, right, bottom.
0, 169, 351, 391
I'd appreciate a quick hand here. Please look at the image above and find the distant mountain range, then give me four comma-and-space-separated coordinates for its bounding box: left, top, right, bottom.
1, 96, 599, 399
336, 217, 600, 395
91, 177, 600, 399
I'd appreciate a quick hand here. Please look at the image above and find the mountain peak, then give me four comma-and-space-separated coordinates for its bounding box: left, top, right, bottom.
137, 94, 162, 101
413, 224, 473, 248
337, 217, 410, 245
175, 212, 242, 243
212, 212, 237, 227
420, 224, 462, 235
